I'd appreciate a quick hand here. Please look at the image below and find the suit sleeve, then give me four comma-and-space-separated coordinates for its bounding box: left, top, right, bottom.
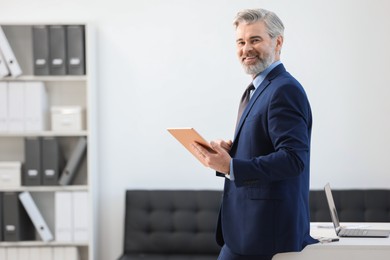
232, 82, 312, 184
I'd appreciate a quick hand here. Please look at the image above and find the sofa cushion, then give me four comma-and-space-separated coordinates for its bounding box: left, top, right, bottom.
122, 190, 222, 256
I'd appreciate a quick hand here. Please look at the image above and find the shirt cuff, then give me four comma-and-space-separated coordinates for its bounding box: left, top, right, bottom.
227, 159, 235, 181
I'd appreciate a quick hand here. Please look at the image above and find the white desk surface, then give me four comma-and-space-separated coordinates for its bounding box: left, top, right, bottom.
273, 222, 390, 260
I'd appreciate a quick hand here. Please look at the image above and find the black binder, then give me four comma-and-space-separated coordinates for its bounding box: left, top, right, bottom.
66, 25, 85, 75
24, 137, 42, 186
49, 25, 67, 75
3, 192, 35, 241
42, 137, 64, 186
32, 25, 50, 75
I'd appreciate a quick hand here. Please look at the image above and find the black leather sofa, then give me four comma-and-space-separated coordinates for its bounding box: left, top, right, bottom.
118, 189, 390, 259
310, 189, 390, 222
118, 190, 222, 260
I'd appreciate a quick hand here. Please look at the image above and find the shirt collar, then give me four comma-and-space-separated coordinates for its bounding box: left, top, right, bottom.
252, 60, 282, 90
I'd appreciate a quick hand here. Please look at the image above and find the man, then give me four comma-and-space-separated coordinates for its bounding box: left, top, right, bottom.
192, 8, 318, 260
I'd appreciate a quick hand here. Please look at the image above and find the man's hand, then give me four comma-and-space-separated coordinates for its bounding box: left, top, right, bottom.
191, 139, 232, 175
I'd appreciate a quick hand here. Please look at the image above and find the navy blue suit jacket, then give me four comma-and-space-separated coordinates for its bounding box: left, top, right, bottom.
216, 64, 318, 256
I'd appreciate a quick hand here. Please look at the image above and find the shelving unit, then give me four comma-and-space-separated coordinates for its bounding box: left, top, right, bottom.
0, 23, 97, 260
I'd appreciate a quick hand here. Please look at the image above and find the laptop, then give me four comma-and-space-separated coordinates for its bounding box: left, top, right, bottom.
324, 183, 390, 237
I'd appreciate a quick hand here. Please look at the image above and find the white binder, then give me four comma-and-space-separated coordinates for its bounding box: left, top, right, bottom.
0, 47, 9, 78
18, 247, 30, 260
53, 247, 80, 260
53, 247, 63, 260
7, 81, 24, 132
24, 81, 48, 132
18, 191, 54, 242
55, 191, 73, 242
0, 26, 22, 77
29, 247, 53, 260
0, 82, 7, 132
6, 248, 18, 259
40, 247, 54, 260
29, 247, 41, 260
73, 191, 89, 242
65, 247, 80, 260
0, 248, 5, 260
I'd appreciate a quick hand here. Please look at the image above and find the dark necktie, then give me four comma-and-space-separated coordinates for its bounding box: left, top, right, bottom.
236, 83, 255, 128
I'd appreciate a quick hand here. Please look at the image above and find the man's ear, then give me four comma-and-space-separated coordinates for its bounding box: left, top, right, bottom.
275, 35, 284, 54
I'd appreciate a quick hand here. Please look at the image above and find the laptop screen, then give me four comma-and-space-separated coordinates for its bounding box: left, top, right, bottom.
324, 183, 342, 233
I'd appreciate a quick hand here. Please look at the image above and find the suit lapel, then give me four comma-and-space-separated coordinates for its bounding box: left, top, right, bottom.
233, 64, 286, 140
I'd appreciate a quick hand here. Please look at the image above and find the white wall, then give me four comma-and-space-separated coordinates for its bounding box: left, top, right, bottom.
1, 0, 390, 259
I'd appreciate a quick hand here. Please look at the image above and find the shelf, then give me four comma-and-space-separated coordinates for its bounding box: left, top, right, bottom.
0, 241, 89, 247
0, 75, 87, 82
0, 131, 88, 137
0, 185, 88, 192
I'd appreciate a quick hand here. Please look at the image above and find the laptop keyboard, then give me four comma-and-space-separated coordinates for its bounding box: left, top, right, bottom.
340, 229, 368, 236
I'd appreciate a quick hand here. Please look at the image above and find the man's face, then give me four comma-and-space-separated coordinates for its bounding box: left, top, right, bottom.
236, 21, 283, 77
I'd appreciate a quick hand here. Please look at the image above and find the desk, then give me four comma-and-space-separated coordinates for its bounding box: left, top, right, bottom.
273, 223, 390, 260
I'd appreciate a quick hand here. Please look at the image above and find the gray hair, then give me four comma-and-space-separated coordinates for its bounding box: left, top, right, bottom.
233, 9, 284, 38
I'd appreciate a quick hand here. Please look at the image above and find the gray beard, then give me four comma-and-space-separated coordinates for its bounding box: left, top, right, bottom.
242, 53, 275, 76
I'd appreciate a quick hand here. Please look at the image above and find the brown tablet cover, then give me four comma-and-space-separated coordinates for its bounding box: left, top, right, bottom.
167, 127, 215, 166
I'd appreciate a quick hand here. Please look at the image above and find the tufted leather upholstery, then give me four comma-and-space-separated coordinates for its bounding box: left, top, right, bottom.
118, 190, 222, 260
310, 189, 390, 222
119, 189, 390, 259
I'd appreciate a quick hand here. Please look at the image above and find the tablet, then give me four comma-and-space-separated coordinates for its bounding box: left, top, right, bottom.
167, 127, 214, 166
